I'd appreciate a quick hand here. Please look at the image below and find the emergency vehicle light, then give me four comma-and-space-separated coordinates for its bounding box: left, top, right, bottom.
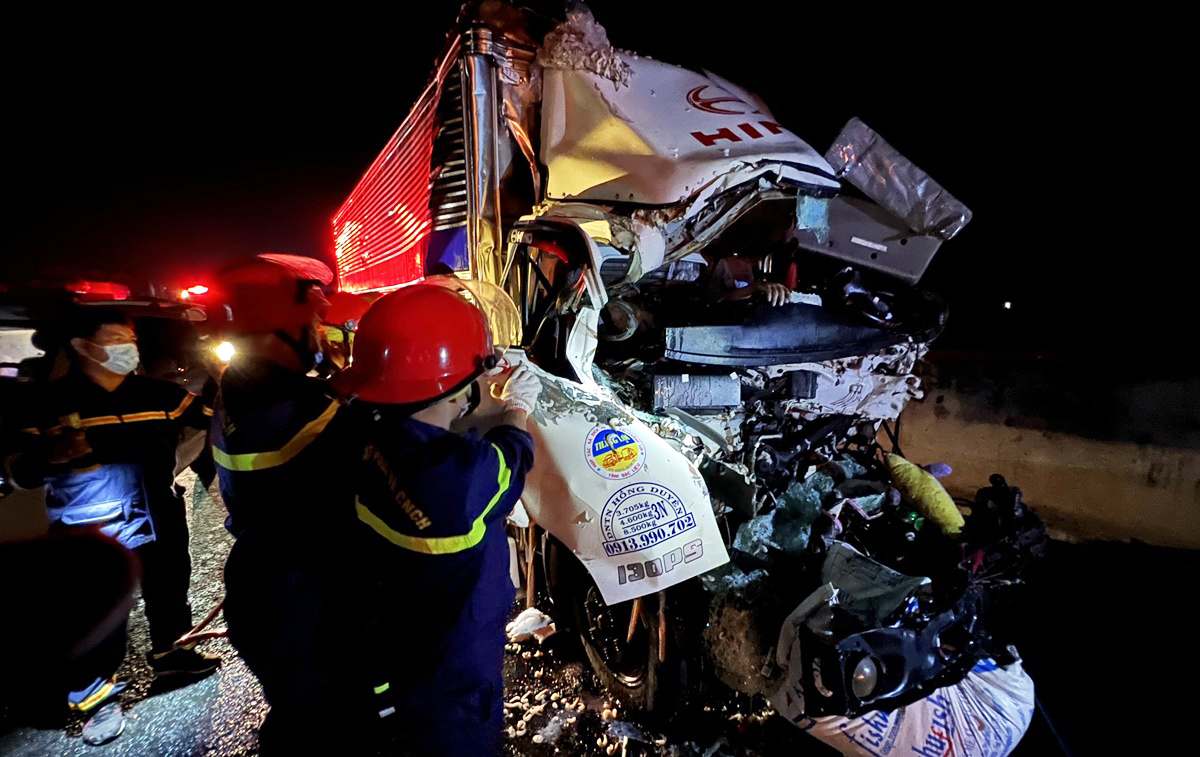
68, 281, 130, 301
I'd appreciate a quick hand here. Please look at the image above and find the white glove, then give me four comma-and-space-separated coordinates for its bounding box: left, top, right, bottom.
500, 365, 542, 415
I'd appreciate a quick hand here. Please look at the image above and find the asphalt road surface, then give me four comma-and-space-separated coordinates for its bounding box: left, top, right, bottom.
2, 471, 1191, 755
0, 473, 821, 756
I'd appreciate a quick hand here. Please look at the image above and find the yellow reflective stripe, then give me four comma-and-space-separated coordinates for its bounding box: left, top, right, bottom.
211, 400, 340, 472
355, 444, 512, 555
80, 415, 121, 428
81, 410, 179, 427
167, 393, 195, 419
121, 411, 168, 422
22, 427, 41, 435
202, 406, 214, 417
72, 680, 116, 712
373, 682, 390, 695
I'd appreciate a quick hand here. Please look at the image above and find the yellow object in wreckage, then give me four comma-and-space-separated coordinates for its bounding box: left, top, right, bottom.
885, 453, 965, 536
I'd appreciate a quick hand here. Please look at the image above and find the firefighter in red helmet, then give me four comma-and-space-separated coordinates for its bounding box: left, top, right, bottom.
316, 290, 372, 377
337, 283, 540, 756
204, 254, 369, 754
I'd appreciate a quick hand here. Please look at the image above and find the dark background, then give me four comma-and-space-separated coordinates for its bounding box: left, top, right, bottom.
4, 2, 1178, 355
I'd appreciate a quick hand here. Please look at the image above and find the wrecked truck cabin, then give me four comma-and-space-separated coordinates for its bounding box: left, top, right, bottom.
331, 2, 1041, 754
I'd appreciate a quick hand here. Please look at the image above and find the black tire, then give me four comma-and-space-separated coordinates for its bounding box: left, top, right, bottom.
544, 537, 690, 717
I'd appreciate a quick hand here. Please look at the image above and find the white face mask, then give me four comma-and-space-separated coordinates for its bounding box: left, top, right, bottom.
452, 382, 480, 419
89, 342, 140, 375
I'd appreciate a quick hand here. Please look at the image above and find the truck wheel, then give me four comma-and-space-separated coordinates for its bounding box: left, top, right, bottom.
545, 537, 688, 716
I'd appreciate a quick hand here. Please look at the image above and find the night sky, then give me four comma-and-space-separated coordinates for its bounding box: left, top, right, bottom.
6, 3, 1169, 356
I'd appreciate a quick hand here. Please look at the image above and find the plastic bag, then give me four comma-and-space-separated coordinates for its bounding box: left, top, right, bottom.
774, 658, 1035, 757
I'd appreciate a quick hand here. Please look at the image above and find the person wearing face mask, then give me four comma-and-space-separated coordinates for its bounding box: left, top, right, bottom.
8, 307, 219, 745
203, 254, 372, 754
334, 284, 538, 756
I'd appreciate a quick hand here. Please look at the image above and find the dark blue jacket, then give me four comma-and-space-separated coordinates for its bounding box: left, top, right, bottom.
351, 411, 534, 678
15, 371, 210, 548
210, 357, 354, 548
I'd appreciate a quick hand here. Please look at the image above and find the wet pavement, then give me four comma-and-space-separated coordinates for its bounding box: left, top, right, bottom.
0, 474, 822, 756
498, 636, 821, 756
1, 471, 1193, 755
0, 473, 264, 756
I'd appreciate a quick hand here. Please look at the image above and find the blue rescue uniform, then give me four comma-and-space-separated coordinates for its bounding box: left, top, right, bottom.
351, 411, 534, 756
210, 356, 367, 753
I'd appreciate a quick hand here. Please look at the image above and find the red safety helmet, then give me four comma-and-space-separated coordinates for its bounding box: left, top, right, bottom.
205, 254, 333, 334
322, 291, 372, 331
338, 284, 495, 405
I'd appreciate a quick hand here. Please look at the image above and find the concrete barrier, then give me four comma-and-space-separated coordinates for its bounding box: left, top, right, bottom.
899, 363, 1200, 549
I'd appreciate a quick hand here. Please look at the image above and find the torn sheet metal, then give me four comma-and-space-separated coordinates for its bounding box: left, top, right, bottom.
540, 52, 837, 205
624, 166, 833, 281
826, 118, 973, 240
791, 194, 945, 285
511, 353, 730, 604
537, 3, 631, 88
540, 203, 666, 283
663, 408, 740, 456
767, 342, 929, 421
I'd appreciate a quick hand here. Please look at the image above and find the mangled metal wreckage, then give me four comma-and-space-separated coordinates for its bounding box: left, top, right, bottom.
332, 1, 1042, 748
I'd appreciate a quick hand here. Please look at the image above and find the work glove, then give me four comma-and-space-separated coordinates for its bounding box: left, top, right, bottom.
500, 365, 542, 415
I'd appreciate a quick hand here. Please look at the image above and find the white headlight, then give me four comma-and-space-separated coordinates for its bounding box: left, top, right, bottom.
851, 656, 879, 699
215, 341, 236, 362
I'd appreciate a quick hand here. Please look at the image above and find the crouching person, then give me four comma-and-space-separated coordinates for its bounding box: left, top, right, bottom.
336, 284, 539, 756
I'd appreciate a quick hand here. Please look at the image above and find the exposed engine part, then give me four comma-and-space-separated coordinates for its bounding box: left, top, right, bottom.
583, 236, 1035, 720
664, 303, 911, 367
652, 373, 740, 412
599, 299, 639, 342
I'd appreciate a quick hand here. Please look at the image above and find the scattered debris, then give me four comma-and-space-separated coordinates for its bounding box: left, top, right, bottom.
506, 607, 554, 642
532, 622, 559, 643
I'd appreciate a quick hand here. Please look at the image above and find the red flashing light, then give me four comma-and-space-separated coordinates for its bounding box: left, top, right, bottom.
68, 280, 130, 301
331, 54, 449, 293
187, 285, 209, 295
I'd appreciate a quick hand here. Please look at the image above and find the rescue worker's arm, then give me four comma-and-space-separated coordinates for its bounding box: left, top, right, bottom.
167, 382, 213, 431
355, 427, 534, 556
476, 363, 541, 520
476, 425, 535, 524
502, 408, 529, 432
